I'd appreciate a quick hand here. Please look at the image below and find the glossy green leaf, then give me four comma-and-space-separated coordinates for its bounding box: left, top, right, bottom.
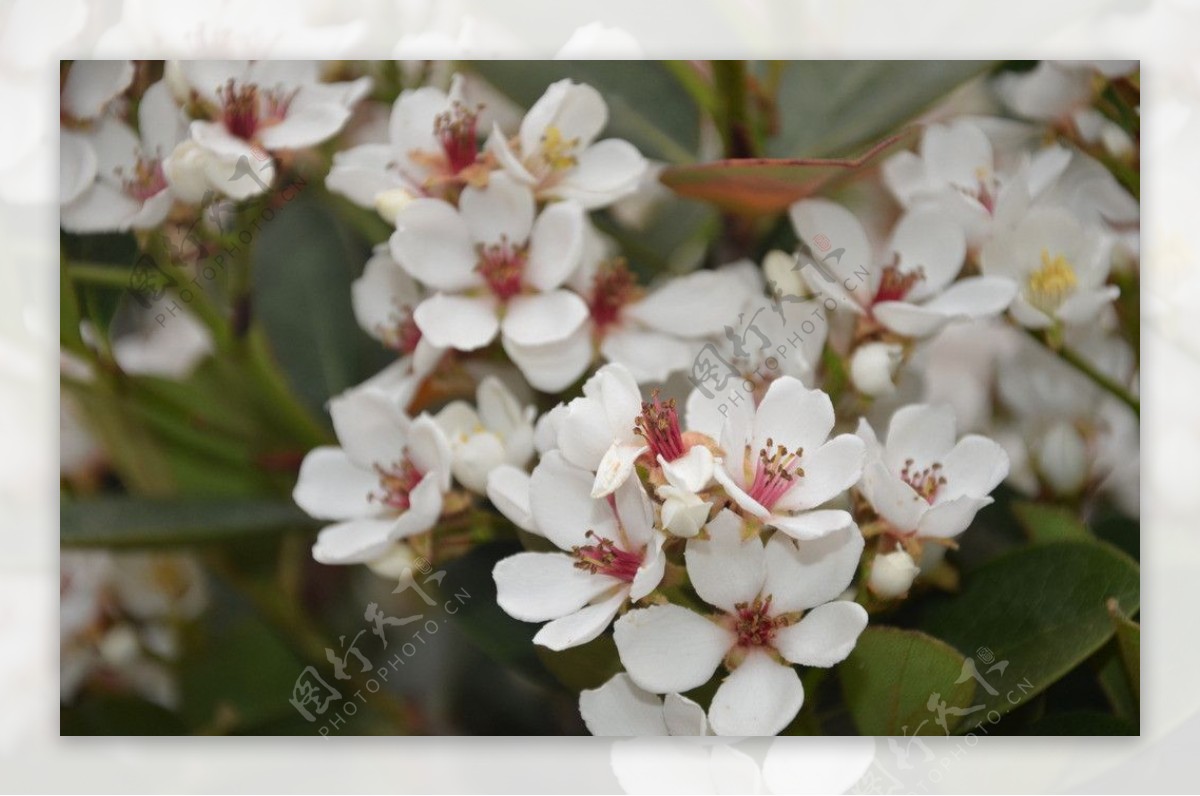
1109, 599, 1140, 705
61, 496, 318, 547
917, 540, 1140, 729
471, 60, 700, 164
770, 61, 994, 157
1012, 500, 1090, 543
840, 626, 977, 736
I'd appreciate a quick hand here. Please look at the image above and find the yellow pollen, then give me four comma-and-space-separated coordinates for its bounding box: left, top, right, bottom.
540, 125, 579, 171
1028, 249, 1077, 310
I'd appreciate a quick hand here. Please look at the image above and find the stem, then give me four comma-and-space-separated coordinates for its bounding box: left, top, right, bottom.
663, 60, 720, 116
1024, 327, 1140, 417
712, 60, 757, 159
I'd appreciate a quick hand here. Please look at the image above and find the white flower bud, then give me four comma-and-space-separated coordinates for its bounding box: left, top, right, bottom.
763, 249, 805, 299
657, 485, 711, 538
1036, 420, 1088, 496
375, 187, 416, 225
868, 549, 921, 599
367, 542, 420, 580
163, 60, 191, 105
850, 342, 903, 397
162, 140, 213, 204
98, 624, 141, 666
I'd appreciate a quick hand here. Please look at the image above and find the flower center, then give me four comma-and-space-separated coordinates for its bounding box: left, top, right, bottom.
538, 125, 580, 173
732, 595, 785, 648
588, 258, 641, 333
634, 389, 686, 462
1027, 250, 1077, 312
900, 458, 945, 504
434, 101, 481, 175
874, 261, 925, 304
218, 79, 296, 141
571, 530, 641, 582
122, 154, 168, 202
745, 438, 804, 510
370, 457, 425, 511
475, 236, 528, 301
377, 306, 423, 356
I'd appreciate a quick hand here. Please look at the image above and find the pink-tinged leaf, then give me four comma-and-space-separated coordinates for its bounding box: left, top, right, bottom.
659, 131, 915, 216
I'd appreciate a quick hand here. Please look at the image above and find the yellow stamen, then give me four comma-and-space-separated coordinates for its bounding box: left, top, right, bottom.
540, 125, 579, 171
1028, 249, 1077, 311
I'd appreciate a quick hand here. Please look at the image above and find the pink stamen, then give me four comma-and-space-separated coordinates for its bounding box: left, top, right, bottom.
475, 236, 527, 301
746, 437, 804, 510
733, 595, 783, 648
219, 79, 296, 140
634, 389, 686, 463
377, 307, 423, 356
588, 258, 640, 332
370, 458, 425, 511
435, 102, 480, 175
571, 530, 642, 582
123, 155, 168, 202
873, 259, 925, 304
900, 458, 946, 504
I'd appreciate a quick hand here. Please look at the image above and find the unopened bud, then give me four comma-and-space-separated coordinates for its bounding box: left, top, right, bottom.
850, 342, 903, 397
868, 549, 921, 599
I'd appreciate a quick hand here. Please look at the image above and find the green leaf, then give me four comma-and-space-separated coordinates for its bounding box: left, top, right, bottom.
536, 634, 622, 693
1027, 710, 1137, 735
61, 694, 188, 736
660, 133, 910, 216
251, 193, 391, 420
916, 540, 1140, 729
770, 61, 994, 157
470, 60, 700, 164
1011, 500, 1089, 543
840, 626, 977, 736
61, 496, 318, 548
1109, 599, 1140, 706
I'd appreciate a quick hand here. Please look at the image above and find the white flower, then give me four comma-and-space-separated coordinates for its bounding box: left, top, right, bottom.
579, 673, 710, 736
60, 60, 134, 203
980, 205, 1118, 329
505, 229, 756, 390
553, 362, 715, 500
390, 173, 589, 368
790, 199, 1016, 338
856, 404, 1008, 545
712, 376, 864, 541
327, 73, 490, 208
488, 78, 646, 209
435, 376, 535, 493
180, 60, 371, 198
849, 341, 903, 397
867, 549, 921, 599
492, 452, 665, 650
293, 387, 452, 566
613, 511, 867, 736
350, 245, 445, 409
61, 81, 186, 233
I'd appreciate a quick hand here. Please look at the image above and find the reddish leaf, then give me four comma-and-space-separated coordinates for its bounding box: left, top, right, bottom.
659, 130, 914, 216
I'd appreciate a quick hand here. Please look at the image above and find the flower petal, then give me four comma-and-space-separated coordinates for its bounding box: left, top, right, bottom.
624, 267, 755, 338
753, 377, 835, 457
890, 208, 967, 299
553, 138, 646, 208
773, 601, 868, 667
502, 324, 594, 392
599, 327, 697, 384
767, 509, 854, 541
579, 674, 669, 736
413, 293, 499, 351
533, 589, 627, 651
312, 518, 396, 565
292, 447, 378, 520
486, 464, 537, 533
685, 509, 765, 612
529, 450, 617, 551
789, 198, 876, 306
917, 495, 993, 539
708, 650, 804, 737
500, 289, 589, 347
525, 200, 586, 290
941, 435, 1010, 500
459, 172, 535, 245
614, 604, 733, 694
494, 551, 618, 622
591, 441, 648, 498
763, 525, 864, 613
390, 199, 481, 291
883, 403, 957, 472
773, 434, 865, 512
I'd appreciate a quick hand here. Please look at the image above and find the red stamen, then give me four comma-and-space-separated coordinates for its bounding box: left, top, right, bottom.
634, 389, 686, 463
746, 437, 804, 510
475, 237, 527, 301
370, 458, 425, 511
571, 530, 642, 582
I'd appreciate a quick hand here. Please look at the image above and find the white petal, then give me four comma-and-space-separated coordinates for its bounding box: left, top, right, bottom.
500, 290, 589, 347
1056, 285, 1120, 325
413, 293, 499, 351
883, 403, 957, 472
773, 434, 865, 512
614, 605, 733, 694
890, 208, 966, 299
917, 495, 993, 539
662, 694, 710, 736
62, 60, 134, 119
660, 445, 714, 493
519, 79, 607, 155
625, 268, 754, 338
788, 199, 876, 306
486, 465, 537, 533
351, 247, 421, 338
389, 475, 444, 539
712, 463, 770, 521
941, 435, 1010, 500
629, 531, 667, 601
390, 199, 481, 291
860, 460, 926, 533
579, 674, 669, 736
767, 509, 854, 541
557, 363, 642, 470
502, 324, 594, 393
459, 172, 535, 246
773, 601, 868, 667
388, 85, 446, 154
591, 441, 647, 498
328, 388, 409, 470
529, 450, 617, 551
292, 447, 378, 520
259, 102, 352, 150
685, 510, 765, 612
763, 526, 864, 613
553, 138, 646, 208
614, 472, 657, 550
921, 121, 993, 196
709, 650, 804, 737
406, 414, 453, 489
312, 518, 396, 565
493, 552, 618, 622
753, 378, 835, 457
599, 327, 697, 384
60, 131, 96, 204
533, 589, 627, 651
525, 200, 586, 290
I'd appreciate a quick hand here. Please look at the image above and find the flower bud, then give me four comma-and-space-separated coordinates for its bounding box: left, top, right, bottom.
1035, 420, 1088, 496
868, 549, 920, 599
162, 140, 213, 204
763, 249, 805, 299
850, 342, 903, 397
657, 486, 711, 538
